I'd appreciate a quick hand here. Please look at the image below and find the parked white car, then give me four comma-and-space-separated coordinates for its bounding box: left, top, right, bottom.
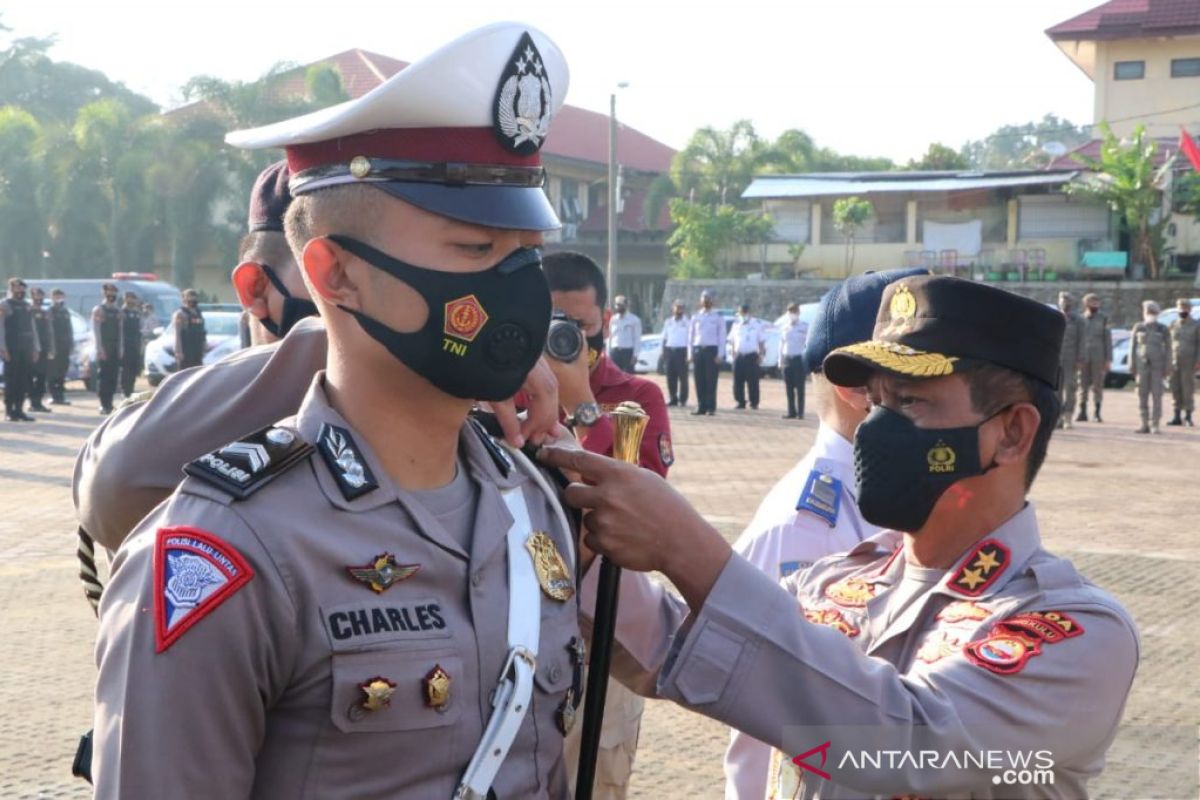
144, 310, 245, 386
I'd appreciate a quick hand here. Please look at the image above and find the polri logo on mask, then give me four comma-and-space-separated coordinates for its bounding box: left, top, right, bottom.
926, 442, 957, 474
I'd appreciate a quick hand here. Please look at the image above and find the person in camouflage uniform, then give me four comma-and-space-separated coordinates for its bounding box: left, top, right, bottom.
1056, 291, 1084, 429
1167, 298, 1200, 427
1076, 293, 1112, 423
1130, 300, 1172, 434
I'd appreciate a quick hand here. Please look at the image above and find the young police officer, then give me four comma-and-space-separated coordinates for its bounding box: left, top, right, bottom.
94, 24, 583, 798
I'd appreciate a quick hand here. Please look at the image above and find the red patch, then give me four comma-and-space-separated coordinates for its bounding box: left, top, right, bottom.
443, 295, 488, 342
154, 527, 254, 653
963, 632, 1042, 675
947, 539, 1010, 597
996, 610, 1085, 643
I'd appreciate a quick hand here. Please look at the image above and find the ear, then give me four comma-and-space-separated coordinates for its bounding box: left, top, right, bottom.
231, 262, 270, 320
303, 238, 359, 307
831, 382, 870, 413
990, 403, 1040, 466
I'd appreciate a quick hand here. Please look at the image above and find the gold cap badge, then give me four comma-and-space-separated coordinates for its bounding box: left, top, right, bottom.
889, 285, 917, 320
349, 156, 372, 179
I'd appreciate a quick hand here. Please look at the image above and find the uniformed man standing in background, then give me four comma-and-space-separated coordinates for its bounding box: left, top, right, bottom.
93, 22, 582, 799
724, 268, 923, 799
1056, 291, 1084, 429
607, 294, 642, 373
118, 291, 144, 400
27, 286, 54, 413
1, 278, 40, 422
689, 289, 724, 415
1130, 299, 1172, 434
662, 299, 690, 407
48, 288, 74, 405
728, 302, 765, 410
91, 282, 121, 415
1167, 297, 1199, 427
173, 288, 206, 370
1077, 292, 1111, 423
778, 301, 808, 419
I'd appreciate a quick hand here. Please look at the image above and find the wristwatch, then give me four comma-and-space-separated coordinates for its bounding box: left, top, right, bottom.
567, 401, 602, 429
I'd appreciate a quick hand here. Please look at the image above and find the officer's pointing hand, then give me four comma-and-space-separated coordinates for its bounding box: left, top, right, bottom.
487, 356, 559, 448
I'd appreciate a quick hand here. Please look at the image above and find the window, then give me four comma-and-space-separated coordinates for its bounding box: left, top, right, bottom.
1172, 58, 1200, 78
1113, 60, 1145, 80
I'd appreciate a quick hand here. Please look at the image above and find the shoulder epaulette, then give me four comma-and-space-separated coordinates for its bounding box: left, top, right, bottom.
183, 425, 313, 500
467, 414, 514, 477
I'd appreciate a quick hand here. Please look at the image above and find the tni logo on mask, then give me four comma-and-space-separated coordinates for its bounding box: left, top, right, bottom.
927, 442, 957, 474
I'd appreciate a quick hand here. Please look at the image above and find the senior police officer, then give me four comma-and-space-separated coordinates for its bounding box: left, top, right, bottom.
48, 288, 74, 405
725, 268, 924, 799
1, 277, 40, 422
1076, 292, 1111, 422
1167, 297, 1199, 426
779, 301, 808, 419
689, 289, 724, 415
543, 275, 1138, 799
1055, 291, 1084, 429
93, 25, 586, 799
91, 283, 122, 415
662, 300, 690, 407
1130, 299, 1172, 434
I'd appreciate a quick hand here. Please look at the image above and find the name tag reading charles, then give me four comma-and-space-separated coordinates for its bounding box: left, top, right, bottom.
323, 599, 451, 649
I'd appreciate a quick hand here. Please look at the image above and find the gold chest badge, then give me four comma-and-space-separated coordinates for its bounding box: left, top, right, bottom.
525, 531, 575, 602
824, 576, 876, 608
358, 676, 396, 712
803, 606, 861, 638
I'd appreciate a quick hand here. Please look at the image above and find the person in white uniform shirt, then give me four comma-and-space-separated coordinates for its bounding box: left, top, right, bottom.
607, 294, 642, 373
661, 300, 691, 407
728, 302, 766, 409
689, 289, 725, 415
779, 302, 808, 419
726, 268, 926, 800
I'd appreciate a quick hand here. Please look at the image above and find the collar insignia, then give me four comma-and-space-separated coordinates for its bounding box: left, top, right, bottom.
493, 31, 553, 155
317, 423, 378, 500
802, 605, 860, 638
347, 553, 420, 593
948, 539, 1010, 597
936, 600, 991, 624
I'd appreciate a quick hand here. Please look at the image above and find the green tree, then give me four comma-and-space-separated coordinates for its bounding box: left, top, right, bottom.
832, 196, 872, 275
908, 142, 968, 171
666, 200, 773, 278
1067, 124, 1170, 279
0, 106, 46, 277
961, 114, 1090, 170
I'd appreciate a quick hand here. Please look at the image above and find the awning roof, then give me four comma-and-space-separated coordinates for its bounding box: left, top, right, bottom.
742, 171, 1081, 200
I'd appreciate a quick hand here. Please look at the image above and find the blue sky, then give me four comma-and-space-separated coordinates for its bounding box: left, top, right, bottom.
3, 0, 1101, 161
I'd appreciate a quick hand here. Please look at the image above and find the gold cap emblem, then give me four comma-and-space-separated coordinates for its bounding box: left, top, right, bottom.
889, 285, 917, 320
423, 664, 452, 710
927, 441, 956, 473
525, 531, 575, 602
349, 156, 372, 179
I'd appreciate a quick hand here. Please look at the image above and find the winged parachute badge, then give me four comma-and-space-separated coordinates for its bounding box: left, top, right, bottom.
493, 32, 553, 155
347, 553, 420, 594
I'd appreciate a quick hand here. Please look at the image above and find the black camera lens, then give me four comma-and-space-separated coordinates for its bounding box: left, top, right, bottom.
545, 312, 585, 362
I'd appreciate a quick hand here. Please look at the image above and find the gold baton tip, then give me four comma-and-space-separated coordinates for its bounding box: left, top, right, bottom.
611, 401, 650, 464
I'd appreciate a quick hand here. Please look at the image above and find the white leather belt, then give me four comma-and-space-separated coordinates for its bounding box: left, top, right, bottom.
454, 485, 541, 800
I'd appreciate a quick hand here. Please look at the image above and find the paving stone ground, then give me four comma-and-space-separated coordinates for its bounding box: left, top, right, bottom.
0, 374, 1195, 798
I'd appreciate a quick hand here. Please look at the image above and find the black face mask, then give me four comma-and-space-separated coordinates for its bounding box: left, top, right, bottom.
257, 263, 318, 339
328, 235, 551, 401
854, 405, 1001, 533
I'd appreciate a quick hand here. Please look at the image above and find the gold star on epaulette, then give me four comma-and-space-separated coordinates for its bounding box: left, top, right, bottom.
948, 540, 1010, 597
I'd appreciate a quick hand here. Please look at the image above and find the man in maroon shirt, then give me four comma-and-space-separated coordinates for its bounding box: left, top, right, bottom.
542, 250, 672, 796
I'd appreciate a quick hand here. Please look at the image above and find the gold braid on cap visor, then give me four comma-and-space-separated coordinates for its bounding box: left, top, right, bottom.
837, 341, 959, 377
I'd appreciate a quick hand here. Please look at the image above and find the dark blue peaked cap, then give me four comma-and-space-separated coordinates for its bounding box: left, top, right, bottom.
804, 268, 930, 374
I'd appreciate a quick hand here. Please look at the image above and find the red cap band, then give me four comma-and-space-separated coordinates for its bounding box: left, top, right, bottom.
286, 127, 541, 173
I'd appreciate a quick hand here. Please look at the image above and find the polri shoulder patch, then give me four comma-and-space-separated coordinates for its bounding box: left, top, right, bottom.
154, 527, 254, 653
317, 423, 379, 500
658, 433, 675, 467
795, 469, 841, 528
183, 425, 312, 500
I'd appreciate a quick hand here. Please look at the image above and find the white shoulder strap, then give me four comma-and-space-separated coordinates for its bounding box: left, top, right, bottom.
454, 485, 541, 800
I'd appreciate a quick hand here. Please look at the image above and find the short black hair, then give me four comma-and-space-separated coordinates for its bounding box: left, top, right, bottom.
961, 364, 1058, 489
542, 251, 607, 310
9, 277, 26, 289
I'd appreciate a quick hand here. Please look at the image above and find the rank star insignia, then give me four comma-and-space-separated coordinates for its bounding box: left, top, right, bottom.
347, 553, 420, 593
525, 531, 574, 602
493, 31, 553, 155
948, 539, 1010, 597
824, 576, 876, 608
423, 665, 452, 710
358, 676, 396, 712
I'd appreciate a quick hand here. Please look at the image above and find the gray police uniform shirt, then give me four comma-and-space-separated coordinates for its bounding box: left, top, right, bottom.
585, 503, 1139, 799
94, 375, 580, 799
725, 422, 878, 800
1131, 321, 1171, 371
1059, 312, 1084, 367
1080, 312, 1112, 362
75, 316, 328, 552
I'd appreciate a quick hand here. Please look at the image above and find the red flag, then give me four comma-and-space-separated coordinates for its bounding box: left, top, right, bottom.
1181, 127, 1200, 172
